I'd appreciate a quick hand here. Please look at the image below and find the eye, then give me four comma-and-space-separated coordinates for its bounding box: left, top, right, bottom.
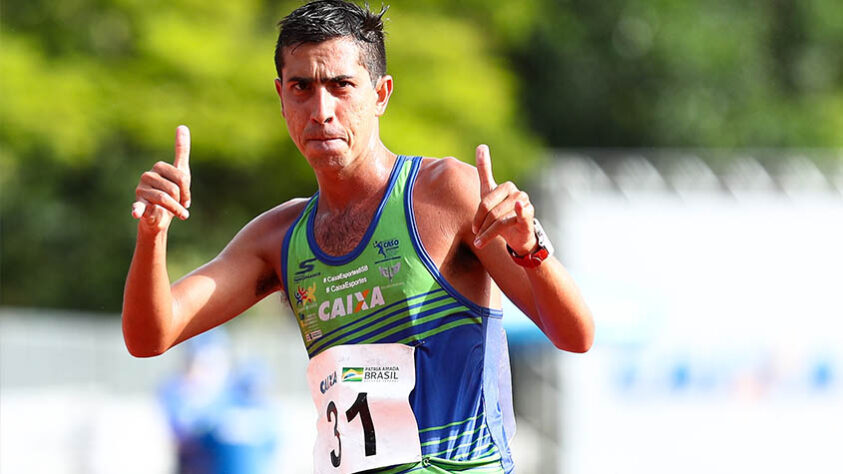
292, 81, 310, 91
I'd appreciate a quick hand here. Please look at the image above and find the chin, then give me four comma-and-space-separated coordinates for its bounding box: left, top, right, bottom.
304, 151, 351, 171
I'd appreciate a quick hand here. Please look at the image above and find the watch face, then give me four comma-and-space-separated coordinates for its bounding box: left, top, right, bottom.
536, 230, 548, 247
532, 218, 554, 256
533, 219, 546, 245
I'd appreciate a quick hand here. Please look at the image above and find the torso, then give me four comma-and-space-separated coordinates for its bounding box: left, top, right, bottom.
251, 154, 499, 320
278, 155, 514, 471
269, 156, 497, 309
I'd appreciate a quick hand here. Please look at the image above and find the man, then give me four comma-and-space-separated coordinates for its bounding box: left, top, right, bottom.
123, 1, 593, 472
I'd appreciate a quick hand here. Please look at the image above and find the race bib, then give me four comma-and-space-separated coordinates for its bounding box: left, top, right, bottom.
306, 344, 421, 474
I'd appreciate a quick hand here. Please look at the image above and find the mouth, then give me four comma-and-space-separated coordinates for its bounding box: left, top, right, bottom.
305, 136, 345, 144
304, 136, 347, 153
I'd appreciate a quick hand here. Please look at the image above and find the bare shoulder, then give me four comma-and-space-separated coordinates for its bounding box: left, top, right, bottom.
211, 197, 310, 296
413, 156, 481, 245
245, 197, 310, 235
223, 197, 310, 255
414, 156, 480, 213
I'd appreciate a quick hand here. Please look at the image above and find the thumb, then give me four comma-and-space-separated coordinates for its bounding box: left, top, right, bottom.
173, 125, 191, 172
475, 144, 496, 196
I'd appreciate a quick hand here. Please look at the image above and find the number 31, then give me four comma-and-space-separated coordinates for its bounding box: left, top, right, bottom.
327, 392, 376, 467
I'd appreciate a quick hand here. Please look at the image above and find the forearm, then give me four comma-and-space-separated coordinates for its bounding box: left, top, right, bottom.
122, 226, 180, 357
524, 257, 594, 353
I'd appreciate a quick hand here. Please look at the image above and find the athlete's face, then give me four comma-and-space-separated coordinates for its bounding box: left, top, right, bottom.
276, 37, 392, 170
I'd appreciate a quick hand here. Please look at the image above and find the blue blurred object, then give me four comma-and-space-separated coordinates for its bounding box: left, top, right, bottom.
501, 296, 551, 345
199, 360, 279, 474
670, 362, 691, 391
159, 329, 279, 474
811, 359, 833, 391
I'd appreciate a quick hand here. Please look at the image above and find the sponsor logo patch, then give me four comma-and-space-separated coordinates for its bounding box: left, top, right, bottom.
320, 371, 337, 393
373, 238, 401, 262
342, 367, 364, 382
295, 283, 317, 306
341, 366, 400, 383
304, 329, 323, 343
379, 262, 401, 282
294, 258, 321, 282
318, 286, 385, 321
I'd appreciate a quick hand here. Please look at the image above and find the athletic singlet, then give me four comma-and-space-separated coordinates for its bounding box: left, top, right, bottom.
282, 155, 515, 473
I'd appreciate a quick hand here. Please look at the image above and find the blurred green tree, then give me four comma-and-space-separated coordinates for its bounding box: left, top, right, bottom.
513, 0, 843, 148
0, 0, 541, 311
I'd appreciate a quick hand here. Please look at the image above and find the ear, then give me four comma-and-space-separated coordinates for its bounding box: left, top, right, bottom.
274, 78, 285, 116
374, 75, 393, 117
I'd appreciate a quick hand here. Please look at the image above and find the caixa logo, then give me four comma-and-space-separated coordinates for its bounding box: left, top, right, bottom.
320, 371, 337, 394
318, 287, 385, 321
372, 238, 399, 258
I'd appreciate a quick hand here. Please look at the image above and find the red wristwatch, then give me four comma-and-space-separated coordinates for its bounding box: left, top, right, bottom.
507, 218, 555, 268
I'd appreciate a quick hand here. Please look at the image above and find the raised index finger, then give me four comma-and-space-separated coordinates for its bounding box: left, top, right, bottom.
173, 125, 190, 172
475, 144, 496, 196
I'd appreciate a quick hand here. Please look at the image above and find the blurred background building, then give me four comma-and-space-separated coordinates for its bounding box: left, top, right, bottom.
2, 0, 842, 472
516, 150, 843, 473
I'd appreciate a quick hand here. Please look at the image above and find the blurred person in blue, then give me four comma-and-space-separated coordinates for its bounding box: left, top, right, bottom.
196, 359, 281, 474
159, 329, 280, 474
124, 1, 594, 472
159, 329, 233, 473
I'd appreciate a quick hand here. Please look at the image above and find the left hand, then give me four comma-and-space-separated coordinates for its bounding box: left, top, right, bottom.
472, 144, 537, 255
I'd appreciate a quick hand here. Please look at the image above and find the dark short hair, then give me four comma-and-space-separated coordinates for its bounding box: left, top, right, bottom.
275, 0, 388, 85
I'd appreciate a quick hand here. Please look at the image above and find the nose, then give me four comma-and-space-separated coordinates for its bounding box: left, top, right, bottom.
311, 87, 335, 124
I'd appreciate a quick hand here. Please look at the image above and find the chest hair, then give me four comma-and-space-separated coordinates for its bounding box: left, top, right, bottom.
313, 204, 377, 256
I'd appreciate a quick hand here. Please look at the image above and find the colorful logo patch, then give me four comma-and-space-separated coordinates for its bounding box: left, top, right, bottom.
342, 367, 363, 382
295, 283, 317, 306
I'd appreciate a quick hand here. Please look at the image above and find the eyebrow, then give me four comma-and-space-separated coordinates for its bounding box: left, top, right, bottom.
287, 75, 355, 85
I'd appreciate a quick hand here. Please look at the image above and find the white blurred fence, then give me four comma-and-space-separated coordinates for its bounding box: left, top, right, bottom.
533, 150, 843, 474
0, 303, 316, 474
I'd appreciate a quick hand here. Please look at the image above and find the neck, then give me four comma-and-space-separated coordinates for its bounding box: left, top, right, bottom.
313, 140, 397, 214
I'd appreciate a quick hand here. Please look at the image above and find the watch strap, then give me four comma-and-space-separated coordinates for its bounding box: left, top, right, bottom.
507, 218, 554, 268
507, 244, 550, 268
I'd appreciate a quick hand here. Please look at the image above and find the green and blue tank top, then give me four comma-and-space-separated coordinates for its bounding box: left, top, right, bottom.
282, 155, 515, 473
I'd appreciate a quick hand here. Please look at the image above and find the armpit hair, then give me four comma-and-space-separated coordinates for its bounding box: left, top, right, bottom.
256, 271, 281, 297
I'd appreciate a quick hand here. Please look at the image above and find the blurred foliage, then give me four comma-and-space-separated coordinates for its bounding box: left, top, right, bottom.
2, 0, 842, 312
0, 0, 540, 311
514, 0, 843, 148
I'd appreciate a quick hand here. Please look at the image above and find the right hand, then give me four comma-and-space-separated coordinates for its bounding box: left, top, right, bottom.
131, 125, 192, 231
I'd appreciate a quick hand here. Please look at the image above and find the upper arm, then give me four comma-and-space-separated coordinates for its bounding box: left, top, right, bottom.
168, 199, 306, 346
444, 162, 591, 348
449, 163, 541, 324
417, 158, 540, 325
